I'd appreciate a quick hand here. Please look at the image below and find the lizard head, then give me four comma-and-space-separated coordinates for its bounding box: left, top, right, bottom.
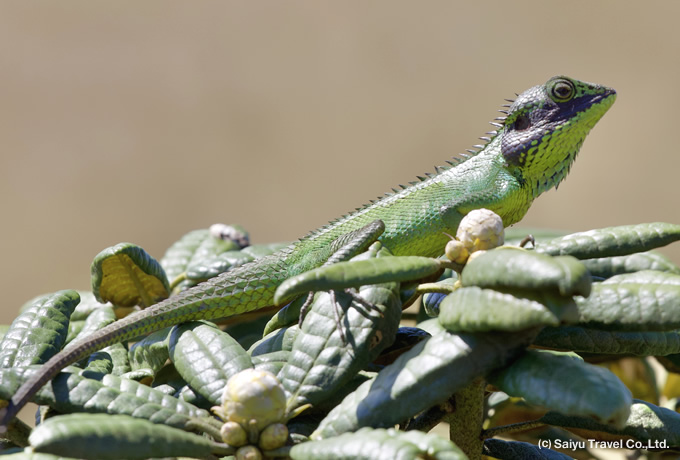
499, 75, 616, 197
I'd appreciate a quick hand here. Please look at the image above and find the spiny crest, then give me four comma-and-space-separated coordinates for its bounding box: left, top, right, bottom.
298, 90, 522, 243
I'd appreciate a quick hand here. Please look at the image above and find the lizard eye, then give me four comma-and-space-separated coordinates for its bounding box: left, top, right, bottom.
513, 113, 531, 131
550, 79, 575, 102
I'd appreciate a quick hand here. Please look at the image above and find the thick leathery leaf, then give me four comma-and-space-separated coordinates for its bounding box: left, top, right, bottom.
249, 325, 299, 356
461, 249, 591, 297
160, 228, 239, 282
186, 243, 290, 284
69, 291, 113, 321
0, 366, 213, 430
582, 251, 680, 278
169, 321, 253, 405
129, 327, 172, 374
483, 439, 573, 460
91, 243, 170, 308
279, 282, 402, 410
290, 427, 466, 460
421, 276, 458, 317
241, 242, 290, 258
68, 305, 115, 345
274, 256, 443, 305
489, 350, 632, 426
439, 287, 564, 332
536, 223, 680, 259
29, 413, 214, 460
575, 271, 680, 331
416, 317, 448, 336
541, 399, 680, 449
0, 290, 79, 368
312, 329, 535, 439
185, 250, 254, 283
534, 326, 680, 356
0, 325, 8, 342
252, 350, 291, 375
263, 294, 310, 336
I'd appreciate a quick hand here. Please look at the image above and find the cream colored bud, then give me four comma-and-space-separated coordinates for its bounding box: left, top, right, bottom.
222, 369, 287, 432
236, 445, 263, 460
259, 422, 289, 450
456, 209, 504, 252
444, 239, 469, 265
221, 421, 248, 447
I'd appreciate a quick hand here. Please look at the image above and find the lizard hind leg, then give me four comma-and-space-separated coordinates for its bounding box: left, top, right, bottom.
296, 219, 385, 326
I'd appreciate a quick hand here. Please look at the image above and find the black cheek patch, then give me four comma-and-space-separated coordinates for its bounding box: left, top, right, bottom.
501, 128, 545, 166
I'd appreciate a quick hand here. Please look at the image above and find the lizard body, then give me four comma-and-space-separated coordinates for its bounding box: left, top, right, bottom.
0, 76, 616, 428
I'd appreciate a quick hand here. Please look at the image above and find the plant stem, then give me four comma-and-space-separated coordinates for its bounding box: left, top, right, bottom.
445, 377, 485, 460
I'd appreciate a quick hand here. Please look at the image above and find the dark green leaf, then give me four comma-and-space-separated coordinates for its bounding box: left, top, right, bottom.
489, 350, 631, 426
439, 287, 574, 332
534, 326, 680, 356
312, 329, 534, 439
91, 243, 169, 308
252, 350, 291, 375
541, 399, 680, 449
169, 321, 252, 405
582, 251, 680, 278
536, 223, 680, 259
291, 427, 466, 460
249, 325, 299, 356
0, 290, 79, 368
483, 439, 573, 460
279, 282, 402, 411
0, 366, 214, 431
576, 271, 680, 331
128, 327, 172, 375
461, 249, 591, 297
29, 413, 215, 460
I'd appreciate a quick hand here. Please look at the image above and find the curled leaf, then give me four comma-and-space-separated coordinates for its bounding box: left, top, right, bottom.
91, 243, 169, 308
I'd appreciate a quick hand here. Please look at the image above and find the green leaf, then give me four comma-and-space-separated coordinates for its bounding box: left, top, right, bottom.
0, 290, 79, 368
438, 287, 574, 332
461, 249, 591, 297
0, 366, 215, 431
0, 451, 78, 460
83, 342, 130, 375
68, 305, 116, 345
536, 223, 680, 259
252, 350, 291, 375
168, 321, 253, 406
312, 329, 534, 439
291, 427, 466, 460
160, 228, 241, 283
69, 291, 113, 321
263, 294, 309, 336
128, 327, 172, 375
249, 325, 299, 356
29, 413, 215, 460
279, 282, 402, 411
91, 243, 170, 308
483, 439, 573, 460
489, 350, 632, 427
274, 256, 444, 306
534, 326, 680, 356
576, 271, 680, 331
541, 399, 680, 449
582, 251, 680, 278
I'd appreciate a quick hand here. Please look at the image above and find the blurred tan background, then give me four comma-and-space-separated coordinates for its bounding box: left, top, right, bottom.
1, 1, 679, 323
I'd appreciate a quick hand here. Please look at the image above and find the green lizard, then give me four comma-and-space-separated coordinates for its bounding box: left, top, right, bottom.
0, 75, 615, 429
